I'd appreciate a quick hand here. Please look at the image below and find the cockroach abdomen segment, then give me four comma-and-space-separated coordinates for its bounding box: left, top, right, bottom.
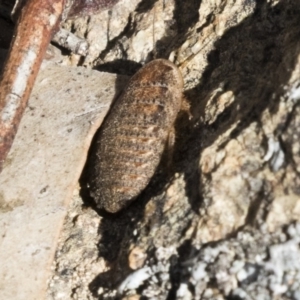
88, 59, 183, 213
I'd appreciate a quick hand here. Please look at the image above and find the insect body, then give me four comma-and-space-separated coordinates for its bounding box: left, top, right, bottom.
89, 59, 183, 213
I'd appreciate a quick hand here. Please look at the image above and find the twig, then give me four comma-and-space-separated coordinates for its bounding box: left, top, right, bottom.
0, 0, 65, 171
0, 0, 121, 172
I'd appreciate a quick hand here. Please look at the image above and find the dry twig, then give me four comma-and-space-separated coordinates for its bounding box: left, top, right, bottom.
0, 0, 65, 171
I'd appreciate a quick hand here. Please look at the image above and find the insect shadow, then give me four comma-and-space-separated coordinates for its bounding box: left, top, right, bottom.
79, 0, 300, 296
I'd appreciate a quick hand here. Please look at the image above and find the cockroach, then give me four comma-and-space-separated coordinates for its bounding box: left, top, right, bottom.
88, 58, 183, 213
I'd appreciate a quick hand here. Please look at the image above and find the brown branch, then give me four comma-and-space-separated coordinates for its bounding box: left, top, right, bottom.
0, 0, 65, 171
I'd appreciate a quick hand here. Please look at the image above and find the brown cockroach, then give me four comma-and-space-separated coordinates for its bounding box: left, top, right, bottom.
88, 59, 184, 213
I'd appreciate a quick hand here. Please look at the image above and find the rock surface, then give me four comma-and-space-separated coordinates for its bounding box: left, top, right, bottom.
1, 0, 300, 299
47, 0, 300, 299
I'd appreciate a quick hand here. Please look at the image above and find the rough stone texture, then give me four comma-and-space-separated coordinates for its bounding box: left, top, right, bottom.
45, 0, 300, 299
1, 0, 300, 299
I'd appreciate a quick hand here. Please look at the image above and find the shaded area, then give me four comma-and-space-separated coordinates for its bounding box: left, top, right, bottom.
135, 0, 158, 13
173, 0, 202, 34
96, 59, 142, 76
0, 18, 14, 49
174, 0, 300, 214
0, 2, 15, 53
